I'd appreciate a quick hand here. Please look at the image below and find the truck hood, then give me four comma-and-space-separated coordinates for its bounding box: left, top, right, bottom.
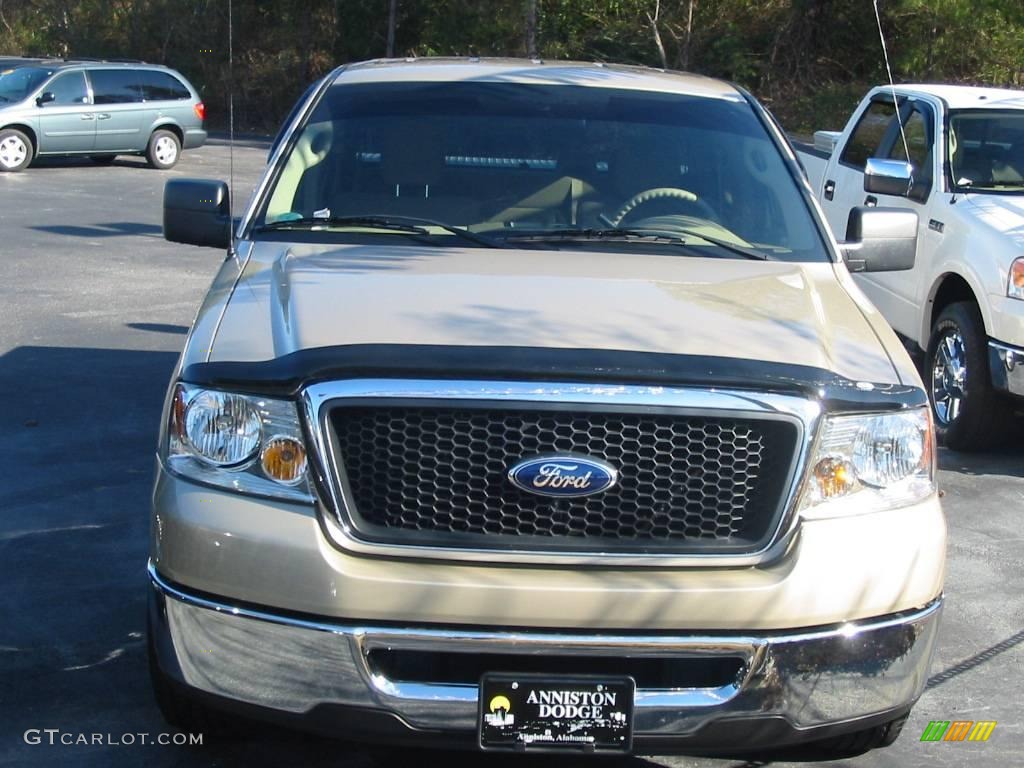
963, 194, 1024, 250
206, 242, 900, 384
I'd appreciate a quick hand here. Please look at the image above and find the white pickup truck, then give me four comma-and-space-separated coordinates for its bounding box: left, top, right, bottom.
796, 84, 1024, 450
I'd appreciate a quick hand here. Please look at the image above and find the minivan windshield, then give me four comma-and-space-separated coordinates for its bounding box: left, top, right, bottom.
253, 81, 828, 261
0, 66, 52, 103
949, 109, 1024, 193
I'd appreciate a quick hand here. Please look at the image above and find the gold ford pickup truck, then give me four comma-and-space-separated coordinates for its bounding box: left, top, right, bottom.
148, 58, 945, 757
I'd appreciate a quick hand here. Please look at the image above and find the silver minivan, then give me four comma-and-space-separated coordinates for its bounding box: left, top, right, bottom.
0, 59, 206, 171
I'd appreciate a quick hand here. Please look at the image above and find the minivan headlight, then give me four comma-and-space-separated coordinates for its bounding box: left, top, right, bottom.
799, 407, 934, 518
165, 383, 314, 502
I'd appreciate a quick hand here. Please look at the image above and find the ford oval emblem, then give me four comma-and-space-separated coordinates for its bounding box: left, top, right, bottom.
507, 455, 618, 498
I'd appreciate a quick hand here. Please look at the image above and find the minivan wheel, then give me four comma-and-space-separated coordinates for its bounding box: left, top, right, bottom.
926, 301, 1009, 451
147, 129, 180, 170
0, 128, 32, 172
90, 154, 117, 164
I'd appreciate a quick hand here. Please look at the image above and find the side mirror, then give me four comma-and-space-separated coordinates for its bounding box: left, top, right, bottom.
842, 207, 918, 272
35, 91, 55, 106
163, 179, 231, 249
863, 157, 913, 197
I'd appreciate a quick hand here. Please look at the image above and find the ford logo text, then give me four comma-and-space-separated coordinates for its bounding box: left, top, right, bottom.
507, 455, 618, 498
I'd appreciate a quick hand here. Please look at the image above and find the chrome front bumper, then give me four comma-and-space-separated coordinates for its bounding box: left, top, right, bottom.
149, 565, 942, 750
990, 339, 1024, 400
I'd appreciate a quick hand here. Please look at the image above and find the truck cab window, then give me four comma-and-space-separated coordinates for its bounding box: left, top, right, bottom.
887, 107, 933, 200
840, 99, 898, 169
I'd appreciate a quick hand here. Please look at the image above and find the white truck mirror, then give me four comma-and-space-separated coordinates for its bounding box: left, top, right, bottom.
842, 207, 918, 272
863, 158, 914, 197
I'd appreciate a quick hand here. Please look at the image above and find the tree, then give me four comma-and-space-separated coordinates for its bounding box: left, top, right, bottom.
386, 0, 398, 57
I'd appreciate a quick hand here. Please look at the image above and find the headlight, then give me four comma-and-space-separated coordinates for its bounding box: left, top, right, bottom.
184, 390, 262, 466
799, 407, 934, 518
1009, 257, 1024, 301
165, 383, 314, 502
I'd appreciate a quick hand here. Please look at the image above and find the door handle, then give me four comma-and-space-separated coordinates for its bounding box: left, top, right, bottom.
823, 179, 835, 201
80, 113, 95, 120
96, 113, 111, 120
864, 195, 878, 207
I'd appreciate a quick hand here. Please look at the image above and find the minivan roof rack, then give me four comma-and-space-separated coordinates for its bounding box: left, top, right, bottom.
62, 57, 148, 64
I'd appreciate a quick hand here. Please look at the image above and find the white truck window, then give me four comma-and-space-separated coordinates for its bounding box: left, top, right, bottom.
887, 107, 934, 200
840, 99, 898, 169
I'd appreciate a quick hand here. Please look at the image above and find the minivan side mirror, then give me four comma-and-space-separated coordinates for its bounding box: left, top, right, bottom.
863, 157, 913, 197
35, 91, 55, 106
842, 207, 918, 272
163, 179, 232, 249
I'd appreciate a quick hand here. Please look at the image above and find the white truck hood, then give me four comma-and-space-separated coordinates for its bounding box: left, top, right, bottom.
963, 194, 1024, 250
205, 242, 900, 384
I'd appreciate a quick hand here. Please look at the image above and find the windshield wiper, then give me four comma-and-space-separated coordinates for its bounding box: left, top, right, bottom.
499, 227, 768, 260
252, 214, 504, 248
634, 226, 770, 261
968, 183, 1024, 190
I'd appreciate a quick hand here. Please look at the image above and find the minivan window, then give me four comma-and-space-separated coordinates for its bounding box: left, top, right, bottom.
91, 69, 143, 104
42, 71, 89, 106
0, 66, 52, 103
140, 70, 190, 101
254, 81, 828, 261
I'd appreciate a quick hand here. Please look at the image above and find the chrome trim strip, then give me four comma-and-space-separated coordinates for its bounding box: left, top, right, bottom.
150, 564, 943, 735
301, 379, 821, 567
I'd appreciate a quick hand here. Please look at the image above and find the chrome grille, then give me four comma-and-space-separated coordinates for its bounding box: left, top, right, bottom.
327, 404, 800, 554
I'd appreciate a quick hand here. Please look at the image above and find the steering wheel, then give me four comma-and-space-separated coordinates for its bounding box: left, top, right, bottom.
610, 187, 716, 227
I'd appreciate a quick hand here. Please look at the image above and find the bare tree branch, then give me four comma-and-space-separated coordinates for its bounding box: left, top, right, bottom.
683, 0, 695, 70
647, 0, 667, 70
0, 0, 15, 37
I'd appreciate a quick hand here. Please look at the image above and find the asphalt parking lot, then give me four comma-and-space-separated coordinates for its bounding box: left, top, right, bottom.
1, 140, 1021, 768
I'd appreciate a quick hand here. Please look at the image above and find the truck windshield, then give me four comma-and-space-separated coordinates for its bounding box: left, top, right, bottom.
0, 66, 52, 103
253, 81, 829, 261
949, 110, 1024, 192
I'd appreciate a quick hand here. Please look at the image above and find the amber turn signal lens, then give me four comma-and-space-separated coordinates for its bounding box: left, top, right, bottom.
1011, 258, 1024, 296
261, 437, 307, 485
813, 456, 857, 499
170, 384, 188, 441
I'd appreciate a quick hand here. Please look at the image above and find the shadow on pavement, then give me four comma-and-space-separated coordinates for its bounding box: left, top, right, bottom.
0, 345, 177, 763
30, 221, 163, 239
29, 155, 150, 170
126, 323, 189, 335
938, 445, 1024, 479
926, 627, 1024, 690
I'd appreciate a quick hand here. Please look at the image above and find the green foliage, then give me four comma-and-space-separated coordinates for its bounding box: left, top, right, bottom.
0, 0, 1021, 133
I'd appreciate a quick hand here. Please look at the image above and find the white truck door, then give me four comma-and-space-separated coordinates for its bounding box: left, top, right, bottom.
855, 99, 942, 342
819, 94, 921, 337
819, 96, 901, 237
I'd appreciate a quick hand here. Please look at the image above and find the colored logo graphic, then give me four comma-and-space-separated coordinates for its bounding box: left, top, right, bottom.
484, 694, 514, 727
507, 455, 618, 498
920, 720, 996, 742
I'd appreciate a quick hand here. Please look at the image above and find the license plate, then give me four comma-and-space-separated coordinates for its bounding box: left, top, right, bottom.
479, 673, 634, 753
